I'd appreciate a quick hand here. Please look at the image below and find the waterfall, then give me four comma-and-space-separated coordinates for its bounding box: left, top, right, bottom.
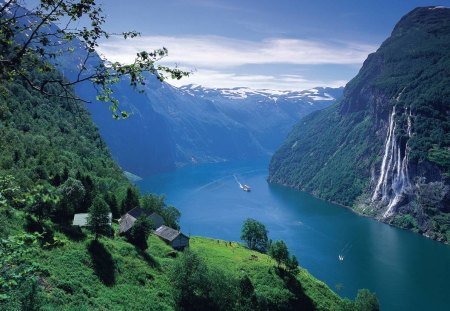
372, 107, 396, 202
372, 106, 413, 218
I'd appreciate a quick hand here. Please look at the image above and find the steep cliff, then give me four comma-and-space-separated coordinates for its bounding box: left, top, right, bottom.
269, 7, 450, 242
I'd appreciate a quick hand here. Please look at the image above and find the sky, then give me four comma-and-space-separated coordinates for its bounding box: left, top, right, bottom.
32, 0, 450, 91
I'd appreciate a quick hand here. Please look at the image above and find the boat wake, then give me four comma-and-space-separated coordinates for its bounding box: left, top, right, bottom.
234, 174, 243, 188
234, 174, 251, 192
338, 242, 353, 262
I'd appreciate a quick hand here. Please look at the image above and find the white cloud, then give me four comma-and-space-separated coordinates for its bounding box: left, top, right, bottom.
97, 35, 376, 68
97, 35, 374, 90
167, 69, 347, 91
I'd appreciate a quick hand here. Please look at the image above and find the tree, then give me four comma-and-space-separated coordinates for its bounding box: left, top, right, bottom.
25, 184, 59, 223
355, 289, 380, 311
130, 216, 152, 250
55, 177, 85, 222
268, 240, 289, 267
286, 255, 299, 274
236, 275, 258, 311
87, 196, 110, 240
240, 218, 269, 252
0, 0, 188, 119
121, 186, 139, 214
79, 174, 95, 213
0, 175, 23, 209
0, 233, 40, 304
162, 206, 181, 230
140, 193, 165, 214
170, 249, 211, 310
105, 192, 120, 219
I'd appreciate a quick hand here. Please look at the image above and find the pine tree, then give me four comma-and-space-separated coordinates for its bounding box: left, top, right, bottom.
88, 197, 111, 240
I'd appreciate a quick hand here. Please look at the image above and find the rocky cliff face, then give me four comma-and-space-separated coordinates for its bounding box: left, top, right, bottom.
269, 7, 450, 242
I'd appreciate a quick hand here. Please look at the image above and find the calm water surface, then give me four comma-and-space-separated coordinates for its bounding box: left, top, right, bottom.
137, 158, 450, 311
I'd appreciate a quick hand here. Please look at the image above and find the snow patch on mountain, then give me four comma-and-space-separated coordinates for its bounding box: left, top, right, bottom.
178, 84, 343, 104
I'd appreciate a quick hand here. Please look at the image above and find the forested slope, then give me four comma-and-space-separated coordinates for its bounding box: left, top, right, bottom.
269, 7, 450, 242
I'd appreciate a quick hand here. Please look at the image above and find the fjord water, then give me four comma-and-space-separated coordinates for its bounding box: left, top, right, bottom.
138, 158, 450, 311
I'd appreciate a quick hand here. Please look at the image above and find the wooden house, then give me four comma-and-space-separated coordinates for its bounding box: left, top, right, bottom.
154, 225, 189, 250
72, 213, 112, 227
119, 207, 164, 234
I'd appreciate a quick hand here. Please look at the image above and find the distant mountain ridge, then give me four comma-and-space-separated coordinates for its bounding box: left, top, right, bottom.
269, 6, 450, 242
179, 84, 341, 102
78, 79, 343, 177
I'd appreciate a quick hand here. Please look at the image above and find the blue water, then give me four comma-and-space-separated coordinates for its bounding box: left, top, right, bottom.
137, 158, 450, 311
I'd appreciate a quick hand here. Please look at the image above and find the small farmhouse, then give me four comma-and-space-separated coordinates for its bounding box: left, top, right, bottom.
72, 213, 112, 227
119, 207, 164, 234
154, 225, 189, 250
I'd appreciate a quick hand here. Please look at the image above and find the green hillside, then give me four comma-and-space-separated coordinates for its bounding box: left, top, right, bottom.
1, 209, 351, 310
0, 69, 129, 196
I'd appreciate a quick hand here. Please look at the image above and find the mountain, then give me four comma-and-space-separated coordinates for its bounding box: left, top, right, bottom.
179, 85, 342, 151
78, 79, 342, 177
269, 7, 450, 242
0, 65, 128, 193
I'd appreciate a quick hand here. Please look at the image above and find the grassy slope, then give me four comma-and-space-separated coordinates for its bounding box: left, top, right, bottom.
191, 237, 344, 311
3, 211, 345, 311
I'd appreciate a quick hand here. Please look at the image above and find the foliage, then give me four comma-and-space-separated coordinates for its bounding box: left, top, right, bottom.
55, 177, 85, 222
0, 0, 188, 118
236, 275, 258, 311
140, 194, 181, 229
0, 175, 24, 209
162, 206, 181, 230
87, 196, 111, 240
105, 192, 120, 219
121, 186, 140, 214
25, 183, 59, 222
286, 255, 300, 275
0, 233, 40, 302
269, 240, 289, 267
428, 146, 450, 176
170, 249, 214, 310
355, 289, 380, 311
141, 193, 166, 214
415, 177, 449, 214
0, 68, 130, 222
240, 218, 269, 252
130, 216, 152, 250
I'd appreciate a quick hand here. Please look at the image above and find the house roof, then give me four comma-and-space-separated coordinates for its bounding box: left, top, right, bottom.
119, 214, 136, 234
127, 207, 152, 219
154, 225, 189, 242
119, 207, 164, 233
148, 213, 164, 226
72, 213, 112, 227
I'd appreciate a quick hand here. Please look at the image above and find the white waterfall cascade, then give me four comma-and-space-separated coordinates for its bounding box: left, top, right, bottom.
371, 107, 413, 218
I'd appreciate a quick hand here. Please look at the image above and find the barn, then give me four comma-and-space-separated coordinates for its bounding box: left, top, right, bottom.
119, 207, 164, 234
72, 213, 112, 227
154, 225, 189, 250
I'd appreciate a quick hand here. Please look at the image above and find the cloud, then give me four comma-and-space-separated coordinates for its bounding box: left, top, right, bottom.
97, 35, 376, 68
167, 69, 348, 91
97, 35, 374, 90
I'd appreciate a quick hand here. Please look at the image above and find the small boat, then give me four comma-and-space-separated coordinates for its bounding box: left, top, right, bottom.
338, 255, 344, 261
242, 184, 251, 192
